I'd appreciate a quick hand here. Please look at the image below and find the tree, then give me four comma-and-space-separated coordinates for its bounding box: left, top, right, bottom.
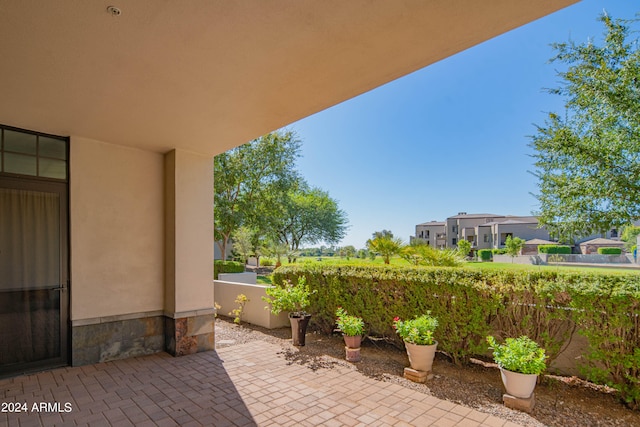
456, 239, 472, 258
273, 185, 348, 262
504, 235, 525, 261
530, 13, 640, 240
621, 225, 640, 250
214, 130, 301, 258
231, 226, 254, 264
366, 230, 403, 264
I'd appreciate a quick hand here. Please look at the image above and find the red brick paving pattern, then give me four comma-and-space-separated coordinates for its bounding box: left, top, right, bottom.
0, 342, 523, 426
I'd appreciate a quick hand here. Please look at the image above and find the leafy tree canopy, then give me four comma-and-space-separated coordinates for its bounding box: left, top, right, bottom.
530, 13, 640, 240
214, 130, 300, 258
272, 185, 348, 262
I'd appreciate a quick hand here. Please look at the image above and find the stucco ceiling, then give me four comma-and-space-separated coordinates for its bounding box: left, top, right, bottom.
0, 1, 578, 156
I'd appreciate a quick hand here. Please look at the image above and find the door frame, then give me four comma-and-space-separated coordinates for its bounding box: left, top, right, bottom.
0, 175, 70, 377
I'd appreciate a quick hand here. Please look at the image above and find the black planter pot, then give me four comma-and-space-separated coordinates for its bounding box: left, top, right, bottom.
289, 313, 312, 346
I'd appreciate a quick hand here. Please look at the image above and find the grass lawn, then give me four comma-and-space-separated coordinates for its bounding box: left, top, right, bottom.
270, 256, 640, 275
464, 261, 640, 275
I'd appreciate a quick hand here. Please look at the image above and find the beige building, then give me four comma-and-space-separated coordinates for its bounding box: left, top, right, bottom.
0, 1, 577, 376
414, 212, 627, 252
414, 213, 551, 250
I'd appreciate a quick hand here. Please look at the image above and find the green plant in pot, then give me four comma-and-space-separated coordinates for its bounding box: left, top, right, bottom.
487, 335, 547, 399
335, 307, 365, 359
263, 277, 314, 346
393, 312, 438, 372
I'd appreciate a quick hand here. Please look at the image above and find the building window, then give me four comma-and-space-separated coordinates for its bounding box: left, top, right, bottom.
452, 238, 457, 245
611, 229, 618, 238
426, 231, 430, 239
1, 126, 68, 181
483, 234, 488, 243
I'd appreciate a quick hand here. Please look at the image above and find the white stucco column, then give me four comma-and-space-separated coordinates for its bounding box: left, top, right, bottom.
164, 149, 214, 355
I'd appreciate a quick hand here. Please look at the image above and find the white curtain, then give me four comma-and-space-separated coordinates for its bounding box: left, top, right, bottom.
0, 187, 60, 366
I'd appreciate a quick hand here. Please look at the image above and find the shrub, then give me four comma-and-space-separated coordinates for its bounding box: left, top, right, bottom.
260, 257, 275, 266
491, 248, 508, 255
214, 260, 244, 279
273, 263, 640, 407
538, 245, 571, 254
478, 249, 492, 261
393, 313, 438, 345
262, 276, 314, 316
229, 294, 249, 324
597, 247, 622, 255
487, 335, 547, 375
335, 307, 365, 336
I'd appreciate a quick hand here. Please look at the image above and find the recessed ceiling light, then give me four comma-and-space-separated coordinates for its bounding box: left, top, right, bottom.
107, 6, 122, 17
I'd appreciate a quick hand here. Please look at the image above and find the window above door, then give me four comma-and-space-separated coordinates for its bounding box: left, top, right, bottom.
0, 125, 68, 181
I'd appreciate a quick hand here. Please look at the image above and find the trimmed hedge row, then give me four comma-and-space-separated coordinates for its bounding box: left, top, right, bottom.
214, 260, 245, 279
273, 264, 640, 409
598, 247, 623, 255
538, 244, 572, 254
477, 249, 492, 261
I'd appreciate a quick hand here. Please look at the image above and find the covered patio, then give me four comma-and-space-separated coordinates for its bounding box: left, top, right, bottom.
1, 340, 519, 427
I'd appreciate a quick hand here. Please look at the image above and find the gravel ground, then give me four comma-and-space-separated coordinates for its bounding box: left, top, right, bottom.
215, 316, 640, 427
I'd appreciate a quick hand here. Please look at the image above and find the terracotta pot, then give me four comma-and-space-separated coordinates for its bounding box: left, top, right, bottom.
404, 340, 437, 372
345, 346, 361, 362
289, 313, 311, 346
500, 367, 538, 398
343, 335, 362, 349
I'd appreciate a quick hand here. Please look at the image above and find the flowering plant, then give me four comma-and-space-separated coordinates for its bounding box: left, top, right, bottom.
486, 335, 547, 375
262, 277, 314, 316
393, 312, 438, 345
335, 307, 365, 336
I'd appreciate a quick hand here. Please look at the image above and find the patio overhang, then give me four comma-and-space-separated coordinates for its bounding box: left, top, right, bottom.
0, 0, 577, 155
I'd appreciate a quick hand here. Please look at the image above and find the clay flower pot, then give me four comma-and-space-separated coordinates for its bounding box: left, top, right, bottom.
343, 335, 362, 349
500, 367, 538, 399
404, 340, 438, 372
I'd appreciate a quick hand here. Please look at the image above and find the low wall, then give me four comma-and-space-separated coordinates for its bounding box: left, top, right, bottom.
493, 254, 635, 265
218, 272, 257, 284
213, 280, 289, 329
492, 255, 542, 265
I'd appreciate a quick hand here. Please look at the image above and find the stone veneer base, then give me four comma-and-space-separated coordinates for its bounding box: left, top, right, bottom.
164, 313, 215, 356
71, 312, 215, 366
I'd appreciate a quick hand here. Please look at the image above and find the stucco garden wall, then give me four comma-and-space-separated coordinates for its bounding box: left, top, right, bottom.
214, 279, 289, 329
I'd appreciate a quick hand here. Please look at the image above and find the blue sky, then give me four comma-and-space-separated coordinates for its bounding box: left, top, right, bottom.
289, 1, 639, 249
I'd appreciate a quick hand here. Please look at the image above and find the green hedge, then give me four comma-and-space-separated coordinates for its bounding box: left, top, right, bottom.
538, 244, 572, 254
478, 249, 492, 261
491, 248, 507, 255
273, 264, 640, 409
214, 260, 245, 279
597, 247, 622, 255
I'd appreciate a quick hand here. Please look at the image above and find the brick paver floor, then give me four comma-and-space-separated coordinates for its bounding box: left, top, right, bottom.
0, 342, 524, 426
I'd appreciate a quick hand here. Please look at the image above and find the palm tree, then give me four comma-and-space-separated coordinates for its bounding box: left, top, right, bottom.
366, 232, 403, 264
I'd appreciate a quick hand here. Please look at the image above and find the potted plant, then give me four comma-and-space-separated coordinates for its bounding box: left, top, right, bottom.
335, 307, 365, 361
393, 312, 438, 372
263, 277, 314, 346
487, 335, 547, 399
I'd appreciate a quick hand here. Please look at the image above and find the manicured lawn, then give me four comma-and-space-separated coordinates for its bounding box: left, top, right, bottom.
256, 275, 272, 284
465, 261, 640, 275
274, 256, 640, 275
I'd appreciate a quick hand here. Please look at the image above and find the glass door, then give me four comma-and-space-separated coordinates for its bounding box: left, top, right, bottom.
0, 177, 69, 376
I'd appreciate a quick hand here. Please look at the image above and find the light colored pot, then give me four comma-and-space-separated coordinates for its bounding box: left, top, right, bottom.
404, 340, 437, 372
343, 335, 362, 349
500, 367, 538, 398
